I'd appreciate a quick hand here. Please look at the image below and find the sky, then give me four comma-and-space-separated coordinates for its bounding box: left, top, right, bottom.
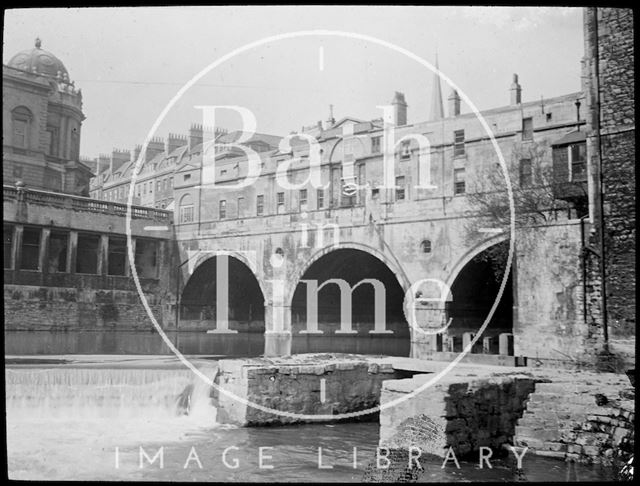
3, 6, 584, 160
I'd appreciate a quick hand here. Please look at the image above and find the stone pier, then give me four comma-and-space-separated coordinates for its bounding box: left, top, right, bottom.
211, 353, 404, 426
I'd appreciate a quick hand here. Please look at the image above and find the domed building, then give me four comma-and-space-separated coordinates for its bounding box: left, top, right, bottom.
3, 38, 93, 195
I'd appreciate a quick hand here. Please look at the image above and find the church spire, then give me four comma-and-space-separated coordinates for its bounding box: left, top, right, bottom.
428, 52, 444, 121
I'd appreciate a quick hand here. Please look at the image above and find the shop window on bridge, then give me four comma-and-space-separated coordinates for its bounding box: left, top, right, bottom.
276, 192, 285, 214
257, 194, 264, 216
453, 129, 465, 157
108, 237, 127, 276
396, 176, 406, 201
134, 239, 158, 278
299, 189, 308, 212
454, 168, 466, 195
522, 117, 534, 141
179, 194, 194, 223
4, 224, 14, 269
519, 158, 532, 187
48, 231, 68, 273
21, 226, 41, 271
219, 199, 227, 219
400, 140, 411, 159
371, 135, 381, 154
317, 188, 324, 209
76, 233, 100, 274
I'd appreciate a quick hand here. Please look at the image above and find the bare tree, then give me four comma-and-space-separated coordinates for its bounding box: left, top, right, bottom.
464, 141, 574, 281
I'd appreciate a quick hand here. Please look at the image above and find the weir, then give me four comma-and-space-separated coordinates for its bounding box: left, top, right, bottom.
5, 361, 219, 422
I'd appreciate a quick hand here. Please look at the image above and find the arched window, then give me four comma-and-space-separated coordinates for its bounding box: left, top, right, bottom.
12, 106, 33, 149
420, 240, 432, 253
179, 193, 194, 223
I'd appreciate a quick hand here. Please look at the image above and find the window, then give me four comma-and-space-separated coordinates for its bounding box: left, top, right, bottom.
48, 231, 68, 273
420, 240, 432, 253
107, 237, 126, 276
12, 106, 32, 149
143, 184, 147, 195
277, 192, 285, 214
546, 113, 553, 122
221, 169, 227, 176
4, 225, 14, 269
219, 199, 227, 219
169, 177, 173, 188
136, 184, 141, 198
454, 168, 466, 195
400, 140, 411, 159
570, 143, 587, 181
396, 176, 406, 200
237, 197, 245, 218
179, 194, 195, 223
20, 226, 41, 270
47, 126, 59, 157
522, 117, 533, 141
134, 239, 158, 278
317, 189, 324, 209
453, 130, 465, 157
76, 233, 100, 274
184, 174, 191, 181
299, 189, 308, 211
256, 195, 264, 216
371, 136, 381, 154
519, 159, 533, 187
149, 182, 153, 193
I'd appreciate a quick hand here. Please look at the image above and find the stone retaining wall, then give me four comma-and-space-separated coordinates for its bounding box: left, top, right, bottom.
212, 353, 403, 426
379, 374, 539, 457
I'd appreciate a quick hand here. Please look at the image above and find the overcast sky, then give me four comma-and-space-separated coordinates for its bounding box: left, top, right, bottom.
3, 6, 584, 160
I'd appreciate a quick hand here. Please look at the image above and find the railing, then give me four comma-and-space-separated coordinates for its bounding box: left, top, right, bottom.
3, 185, 173, 222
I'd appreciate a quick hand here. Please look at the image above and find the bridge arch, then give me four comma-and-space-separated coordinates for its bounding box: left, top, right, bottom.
288, 242, 411, 356
287, 241, 411, 307
441, 234, 513, 353
178, 252, 266, 357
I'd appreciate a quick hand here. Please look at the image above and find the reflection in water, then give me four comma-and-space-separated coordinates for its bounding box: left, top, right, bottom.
4, 331, 409, 357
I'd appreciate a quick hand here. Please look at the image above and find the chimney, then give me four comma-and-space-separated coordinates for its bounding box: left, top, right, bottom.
448, 90, 461, 117
326, 105, 335, 129
110, 149, 129, 172
99, 154, 111, 173
391, 91, 408, 126
510, 73, 522, 105
145, 137, 164, 163
189, 124, 203, 152
166, 133, 187, 155
132, 145, 142, 163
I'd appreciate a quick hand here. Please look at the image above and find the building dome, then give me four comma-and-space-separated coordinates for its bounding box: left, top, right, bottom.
7, 38, 69, 79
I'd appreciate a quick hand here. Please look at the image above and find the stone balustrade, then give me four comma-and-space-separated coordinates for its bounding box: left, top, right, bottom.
4, 184, 172, 222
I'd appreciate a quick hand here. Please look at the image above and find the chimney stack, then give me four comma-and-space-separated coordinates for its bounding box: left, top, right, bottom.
510, 73, 522, 105
144, 137, 164, 163
99, 154, 111, 173
448, 90, 461, 117
391, 91, 408, 126
326, 105, 335, 129
111, 149, 129, 173
132, 145, 142, 164
166, 133, 187, 155
189, 124, 203, 152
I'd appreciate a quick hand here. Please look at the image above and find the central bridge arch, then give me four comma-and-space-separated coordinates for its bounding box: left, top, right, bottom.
288, 243, 411, 356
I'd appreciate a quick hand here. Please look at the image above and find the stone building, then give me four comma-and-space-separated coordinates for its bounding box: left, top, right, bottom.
582, 7, 635, 366
88, 127, 282, 210
3, 39, 93, 195
3, 40, 175, 347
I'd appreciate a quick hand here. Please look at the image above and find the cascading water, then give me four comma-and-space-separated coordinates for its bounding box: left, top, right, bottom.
5, 364, 219, 422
